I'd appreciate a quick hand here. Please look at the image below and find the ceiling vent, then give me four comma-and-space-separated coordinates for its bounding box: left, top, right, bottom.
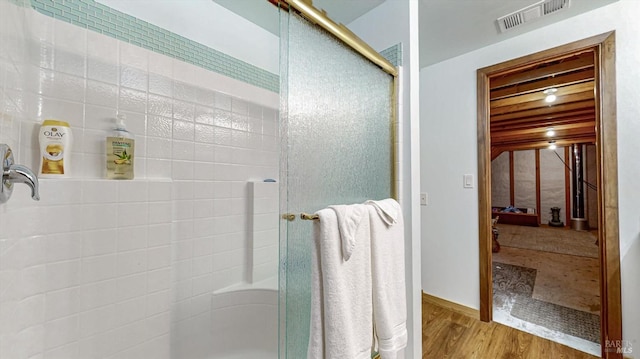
497, 0, 571, 33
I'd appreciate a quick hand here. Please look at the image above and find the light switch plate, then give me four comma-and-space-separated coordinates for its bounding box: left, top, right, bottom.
464, 174, 474, 188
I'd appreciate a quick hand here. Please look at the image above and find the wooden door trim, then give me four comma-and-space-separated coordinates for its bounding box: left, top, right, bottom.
565, 147, 572, 226
596, 31, 622, 359
535, 149, 541, 225
476, 32, 622, 358
509, 151, 515, 205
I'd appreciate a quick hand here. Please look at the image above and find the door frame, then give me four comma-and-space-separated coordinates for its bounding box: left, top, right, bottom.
476, 32, 622, 358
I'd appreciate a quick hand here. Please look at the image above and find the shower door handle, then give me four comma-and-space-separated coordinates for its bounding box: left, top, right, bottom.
1, 144, 40, 203
281, 213, 296, 221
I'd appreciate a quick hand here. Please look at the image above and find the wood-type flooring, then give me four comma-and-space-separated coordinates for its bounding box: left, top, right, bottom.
422, 296, 598, 359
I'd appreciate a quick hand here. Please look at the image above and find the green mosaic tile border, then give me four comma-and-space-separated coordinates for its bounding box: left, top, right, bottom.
24, 0, 398, 93
380, 43, 402, 67
29, 0, 279, 93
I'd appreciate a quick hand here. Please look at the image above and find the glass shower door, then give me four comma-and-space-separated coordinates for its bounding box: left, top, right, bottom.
278, 9, 394, 358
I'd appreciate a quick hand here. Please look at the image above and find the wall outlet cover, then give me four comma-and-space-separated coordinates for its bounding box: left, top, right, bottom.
420, 193, 427, 206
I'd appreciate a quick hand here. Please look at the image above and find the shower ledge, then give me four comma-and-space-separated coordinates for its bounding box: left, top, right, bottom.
213, 276, 278, 295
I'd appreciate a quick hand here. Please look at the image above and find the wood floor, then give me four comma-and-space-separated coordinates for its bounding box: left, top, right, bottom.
422, 296, 598, 359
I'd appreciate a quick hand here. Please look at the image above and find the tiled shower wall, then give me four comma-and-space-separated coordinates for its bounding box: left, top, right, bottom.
30, 0, 279, 92
0, 1, 279, 358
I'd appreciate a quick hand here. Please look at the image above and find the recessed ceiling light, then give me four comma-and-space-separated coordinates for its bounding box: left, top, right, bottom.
546, 127, 555, 137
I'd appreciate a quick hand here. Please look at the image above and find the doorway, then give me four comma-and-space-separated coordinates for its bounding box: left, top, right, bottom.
476, 32, 622, 359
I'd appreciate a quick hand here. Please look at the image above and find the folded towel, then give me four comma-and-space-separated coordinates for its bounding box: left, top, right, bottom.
329, 203, 368, 261
308, 205, 373, 359
367, 199, 407, 359
365, 199, 399, 225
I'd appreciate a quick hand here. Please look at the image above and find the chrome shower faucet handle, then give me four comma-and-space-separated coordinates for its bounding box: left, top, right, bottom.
1, 144, 40, 203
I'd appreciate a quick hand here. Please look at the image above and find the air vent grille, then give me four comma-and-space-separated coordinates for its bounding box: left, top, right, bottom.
543, 0, 571, 15
502, 13, 524, 30
497, 0, 571, 33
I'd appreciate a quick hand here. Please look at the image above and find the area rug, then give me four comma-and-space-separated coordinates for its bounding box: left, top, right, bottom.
496, 224, 598, 258
493, 262, 536, 296
511, 295, 601, 343
493, 261, 600, 343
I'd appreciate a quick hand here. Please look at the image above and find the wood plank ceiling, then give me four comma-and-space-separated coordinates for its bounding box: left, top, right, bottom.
489, 50, 596, 160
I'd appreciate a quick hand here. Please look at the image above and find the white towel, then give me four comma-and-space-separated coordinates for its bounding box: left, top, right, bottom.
330, 203, 368, 261
308, 205, 373, 359
367, 199, 407, 359
308, 210, 326, 359
365, 198, 399, 226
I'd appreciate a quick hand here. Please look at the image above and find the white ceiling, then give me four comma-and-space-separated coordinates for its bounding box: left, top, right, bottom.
213, 0, 618, 69
420, 0, 618, 67
211, 0, 385, 35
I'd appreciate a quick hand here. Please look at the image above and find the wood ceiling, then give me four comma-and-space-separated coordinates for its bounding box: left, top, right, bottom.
489, 50, 596, 160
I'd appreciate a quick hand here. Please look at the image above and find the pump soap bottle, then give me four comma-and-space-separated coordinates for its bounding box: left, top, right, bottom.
106, 114, 135, 179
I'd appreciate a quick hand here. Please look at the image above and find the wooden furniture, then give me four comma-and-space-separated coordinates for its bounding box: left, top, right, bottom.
491, 207, 539, 227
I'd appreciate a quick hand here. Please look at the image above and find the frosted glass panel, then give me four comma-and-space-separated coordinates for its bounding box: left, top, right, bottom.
279, 11, 394, 358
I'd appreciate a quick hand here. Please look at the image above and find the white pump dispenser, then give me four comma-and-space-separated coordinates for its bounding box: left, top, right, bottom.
106, 114, 135, 179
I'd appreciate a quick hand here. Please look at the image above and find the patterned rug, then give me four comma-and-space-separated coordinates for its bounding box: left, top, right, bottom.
492, 262, 600, 343
493, 262, 536, 296
496, 224, 598, 258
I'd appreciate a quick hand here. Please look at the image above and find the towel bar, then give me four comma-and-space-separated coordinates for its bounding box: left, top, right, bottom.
300, 212, 319, 220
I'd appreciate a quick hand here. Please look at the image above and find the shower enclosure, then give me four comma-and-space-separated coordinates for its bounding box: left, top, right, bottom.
0, 0, 399, 357
277, 1, 398, 356
1, 0, 281, 358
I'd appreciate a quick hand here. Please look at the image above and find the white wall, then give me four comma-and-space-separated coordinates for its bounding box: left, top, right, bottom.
491, 152, 510, 208
491, 147, 577, 223
349, 1, 422, 357
513, 150, 536, 210
540, 148, 567, 224
0, 1, 278, 358
96, 0, 279, 74
420, 0, 640, 351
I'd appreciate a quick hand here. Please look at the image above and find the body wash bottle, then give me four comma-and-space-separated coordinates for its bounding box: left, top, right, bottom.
106, 114, 135, 179
39, 119, 73, 177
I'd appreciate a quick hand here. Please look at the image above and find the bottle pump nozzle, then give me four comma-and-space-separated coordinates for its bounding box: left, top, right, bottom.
115, 114, 127, 129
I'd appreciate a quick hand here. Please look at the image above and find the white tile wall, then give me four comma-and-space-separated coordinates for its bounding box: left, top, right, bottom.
249, 181, 279, 283
0, 179, 173, 359
0, 2, 279, 359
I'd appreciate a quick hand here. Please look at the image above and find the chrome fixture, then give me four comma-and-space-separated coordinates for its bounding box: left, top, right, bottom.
1, 144, 40, 203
